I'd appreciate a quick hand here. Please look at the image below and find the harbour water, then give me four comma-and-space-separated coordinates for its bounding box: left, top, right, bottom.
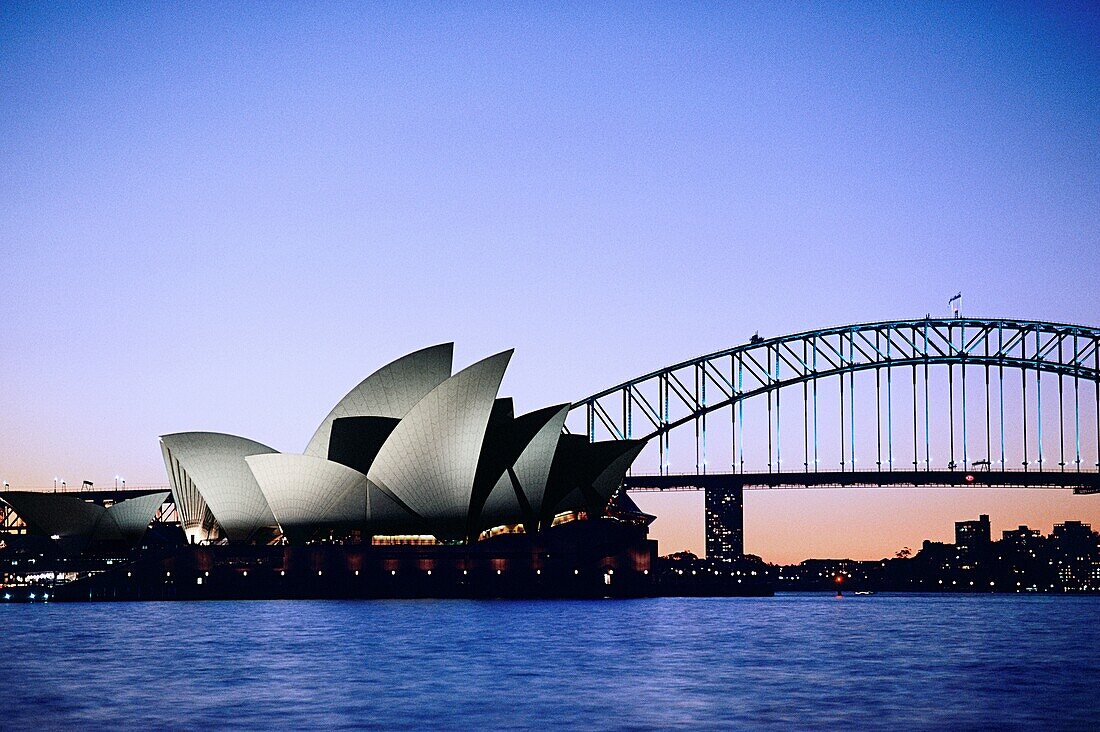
2, 594, 1098, 730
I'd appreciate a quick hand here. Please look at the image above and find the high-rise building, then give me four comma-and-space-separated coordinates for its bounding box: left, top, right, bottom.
1051, 521, 1097, 556
705, 484, 743, 559
955, 514, 991, 554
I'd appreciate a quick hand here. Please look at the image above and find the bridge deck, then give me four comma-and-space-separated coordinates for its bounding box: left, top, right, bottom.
624, 470, 1100, 494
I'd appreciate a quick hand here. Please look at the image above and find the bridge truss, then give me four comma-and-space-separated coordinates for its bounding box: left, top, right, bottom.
567, 318, 1100, 481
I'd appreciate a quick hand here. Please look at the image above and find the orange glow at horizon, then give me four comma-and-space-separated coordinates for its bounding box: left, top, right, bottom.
631, 489, 1100, 565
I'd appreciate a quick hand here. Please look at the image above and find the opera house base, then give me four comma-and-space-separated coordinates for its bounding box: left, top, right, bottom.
52, 521, 657, 602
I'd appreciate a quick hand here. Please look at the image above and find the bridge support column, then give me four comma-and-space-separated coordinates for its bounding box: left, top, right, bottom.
705, 482, 744, 559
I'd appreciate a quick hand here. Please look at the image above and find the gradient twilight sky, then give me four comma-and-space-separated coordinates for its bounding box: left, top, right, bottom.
2, 3, 1098, 563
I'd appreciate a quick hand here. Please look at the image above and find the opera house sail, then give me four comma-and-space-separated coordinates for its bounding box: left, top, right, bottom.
303, 342, 454, 459
159, 432, 279, 543
363, 350, 513, 541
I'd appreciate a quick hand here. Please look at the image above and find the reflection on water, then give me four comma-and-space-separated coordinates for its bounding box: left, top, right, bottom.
2, 594, 1098, 730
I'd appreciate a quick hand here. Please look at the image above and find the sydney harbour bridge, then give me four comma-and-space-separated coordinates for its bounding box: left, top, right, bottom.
564, 317, 1100, 558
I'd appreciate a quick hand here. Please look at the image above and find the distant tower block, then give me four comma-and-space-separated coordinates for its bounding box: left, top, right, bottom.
705, 483, 744, 559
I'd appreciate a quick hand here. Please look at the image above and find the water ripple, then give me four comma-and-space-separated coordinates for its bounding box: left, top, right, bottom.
1, 594, 1098, 730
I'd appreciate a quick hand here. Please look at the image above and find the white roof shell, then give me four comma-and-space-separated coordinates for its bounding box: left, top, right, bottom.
246, 454, 368, 538
159, 432, 279, 543
304, 343, 453, 458
367, 350, 512, 538
364, 479, 425, 534
480, 404, 569, 530
161, 439, 216, 542
590, 442, 646, 507
552, 441, 645, 516
98, 491, 171, 542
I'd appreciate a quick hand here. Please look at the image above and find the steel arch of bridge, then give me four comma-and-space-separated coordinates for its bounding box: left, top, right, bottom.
569, 318, 1100, 475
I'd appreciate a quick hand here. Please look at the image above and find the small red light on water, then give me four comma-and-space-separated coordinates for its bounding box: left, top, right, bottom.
835, 575, 843, 584
965, 474, 975, 483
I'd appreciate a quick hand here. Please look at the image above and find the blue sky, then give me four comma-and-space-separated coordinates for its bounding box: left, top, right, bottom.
2, 3, 1097, 560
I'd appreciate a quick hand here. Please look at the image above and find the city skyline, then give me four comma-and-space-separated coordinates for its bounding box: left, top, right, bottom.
2, 4, 1098, 563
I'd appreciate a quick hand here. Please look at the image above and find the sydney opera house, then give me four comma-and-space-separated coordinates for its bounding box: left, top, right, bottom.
159, 343, 645, 546
0, 345, 656, 600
